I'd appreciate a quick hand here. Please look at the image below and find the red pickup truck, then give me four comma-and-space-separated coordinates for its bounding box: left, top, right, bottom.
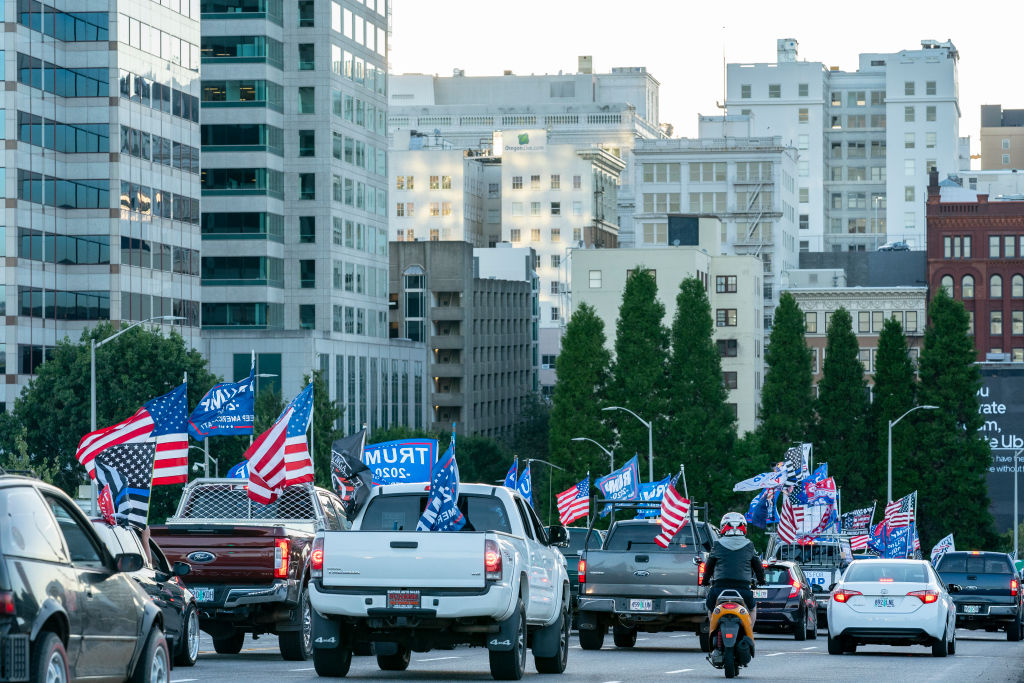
151, 478, 348, 660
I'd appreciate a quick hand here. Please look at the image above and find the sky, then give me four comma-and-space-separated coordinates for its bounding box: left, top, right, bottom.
390, 0, 1020, 160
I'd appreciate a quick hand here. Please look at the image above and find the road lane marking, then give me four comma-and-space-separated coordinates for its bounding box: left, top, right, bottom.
418, 656, 461, 662
637, 637, 649, 641
765, 652, 786, 656
669, 634, 687, 638
801, 646, 817, 650
171, 679, 198, 682
665, 669, 692, 674
289, 668, 315, 672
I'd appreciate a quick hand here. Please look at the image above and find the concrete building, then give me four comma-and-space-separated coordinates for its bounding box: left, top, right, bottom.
960, 169, 1024, 198
570, 216, 763, 434
727, 38, 961, 252
2, 3, 202, 409
388, 59, 665, 247
632, 118, 799, 329
200, 0, 427, 432
389, 241, 538, 438
980, 105, 1024, 170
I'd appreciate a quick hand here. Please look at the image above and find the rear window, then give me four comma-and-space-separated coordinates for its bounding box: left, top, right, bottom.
845, 562, 929, 583
360, 494, 512, 533
773, 543, 844, 566
565, 529, 603, 554
764, 566, 793, 584
936, 554, 1013, 575
605, 523, 711, 552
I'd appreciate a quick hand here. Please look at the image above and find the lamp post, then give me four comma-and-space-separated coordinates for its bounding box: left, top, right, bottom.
90, 315, 184, 513
571, 437, 615, 471
522, 458, 566, 525
603, 406, 654, 483
189, 445, 219, 478
887, 405, 939, 503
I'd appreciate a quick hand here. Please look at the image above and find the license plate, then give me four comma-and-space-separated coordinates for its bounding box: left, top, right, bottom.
192, 587, 214, 603
964, 605, 982, 614
387, 590, 420, 609
753, 590, 768, 599
628, 599, 653, 611
874, 598, 895, 608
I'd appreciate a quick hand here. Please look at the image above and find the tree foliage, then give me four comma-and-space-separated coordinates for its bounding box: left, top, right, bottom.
757, 292, 814, 461
867, 317, 917, 506
304, 370, 342, 490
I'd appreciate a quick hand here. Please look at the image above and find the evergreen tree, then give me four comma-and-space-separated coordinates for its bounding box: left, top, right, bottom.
815, 308, 871, 503
303, 370, 342, 490
665, 277, 737, 514
909, 289, 995, 548
757, 292, 814, 461
868, 317, 917, 506
548, 304, 613, 500
608, 267, 670, 481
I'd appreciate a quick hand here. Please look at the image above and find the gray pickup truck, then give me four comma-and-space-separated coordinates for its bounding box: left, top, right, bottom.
576, 501, 716, 650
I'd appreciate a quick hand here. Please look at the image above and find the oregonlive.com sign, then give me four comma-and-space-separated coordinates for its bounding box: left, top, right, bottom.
978, 365, 1024, 532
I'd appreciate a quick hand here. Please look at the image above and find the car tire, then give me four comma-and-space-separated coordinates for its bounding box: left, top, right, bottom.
948, 629, 956, 655
807, 610, 818, 640
212, 631, 245, 655
534, 605, 570, 674
578, 625, 605, 651
280, 590, 313, 661
827, 634, 844, 655
489, 601, 526, 681
129, 628, 170, 683
1008, 612, 1023, 642
174, 605, 200, 667
794, 609, 807, 641
314, 643, 352, 677
723, 644, 738, 678
31, 632, 69, 683
698, 628, 711, 653
377, 646, 411, 671
932, 629, 949, 658
843, 639, 857, 654
612, 624, 637, 648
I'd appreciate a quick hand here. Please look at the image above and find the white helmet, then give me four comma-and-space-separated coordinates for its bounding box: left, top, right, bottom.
720, 512, 747, 537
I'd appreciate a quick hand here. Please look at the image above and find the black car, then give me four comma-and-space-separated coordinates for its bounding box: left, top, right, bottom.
935, 550, 1023, 640
92, 521, 199, 666
0, 472, 169, 682
549, 527, 604, 609
754, 561, 818, 640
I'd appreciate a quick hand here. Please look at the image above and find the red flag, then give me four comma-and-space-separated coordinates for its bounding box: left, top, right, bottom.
98, 484, 117, 526
777, 493, 806, 544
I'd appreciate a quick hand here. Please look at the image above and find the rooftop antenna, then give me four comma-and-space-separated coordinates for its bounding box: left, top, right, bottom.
716, 26, 727, 110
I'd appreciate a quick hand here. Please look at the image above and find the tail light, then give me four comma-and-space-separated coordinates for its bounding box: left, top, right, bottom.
484, 539, 502, 581
832, 589, 862, 603
578, 558, 586, 584
789, 579, 801, 599
310, 536, 324, 579
907, 590, 939, 604
720, 602, 739, 610
0, 591, 14, 615
698, 561, 706, 586
1012, 579, 1019, 597
274, 538, 290, 579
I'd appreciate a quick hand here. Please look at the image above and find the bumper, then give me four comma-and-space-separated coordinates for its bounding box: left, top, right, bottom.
309, 582, 515, 624
754, 608, 799, 629
577, 596, 706, 616
828, 603, 946, 642
955, 604, 1018, 626
0, 633, 30, 682
194, 580, 299, 629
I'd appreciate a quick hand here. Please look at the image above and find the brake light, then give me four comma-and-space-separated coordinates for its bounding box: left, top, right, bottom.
0, 591, 14, 615
720, 602, 739, 610
879, 578, 894, 582
310, 537, 324, 579
789, 579, 801, 599
1012, 579, 1019, 597
698, 561, 706, 586
907, 590, 939, 604
578, 558, 586, 584
274, 538, 290, 579
484, 539, 502, 581
833, 589, 862, 603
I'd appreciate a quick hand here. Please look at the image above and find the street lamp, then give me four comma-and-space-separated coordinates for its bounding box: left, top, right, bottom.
90, 315, 184, 512
571, 437, 615, 471
189, 445, 219, 478
887, 405, 939, 503
603, 406, 654, 483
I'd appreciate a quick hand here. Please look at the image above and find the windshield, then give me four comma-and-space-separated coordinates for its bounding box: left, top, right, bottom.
360, 493, 512, 533
605, 522, 710, 552
565, 528, 603, 554
844, 561, 929, 583
937, 554, 1012, 575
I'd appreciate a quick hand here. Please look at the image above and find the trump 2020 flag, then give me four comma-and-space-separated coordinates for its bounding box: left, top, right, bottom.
503, 459, 518, 489
516, 462, 533, 507
417, 435, 466, 531
596, 455, 640, 517
187, 365, 255, 439
931, 533, 955, 564
244, 383, 314, 504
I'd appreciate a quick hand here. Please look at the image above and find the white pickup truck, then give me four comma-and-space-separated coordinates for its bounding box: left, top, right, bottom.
308, 483, 571, 680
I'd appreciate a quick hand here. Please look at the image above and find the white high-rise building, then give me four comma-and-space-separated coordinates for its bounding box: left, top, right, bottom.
726, 38, 961, 252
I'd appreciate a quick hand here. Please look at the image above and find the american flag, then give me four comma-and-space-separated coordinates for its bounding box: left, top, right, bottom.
556, 477, 590, 525
777, 488, 806, 544
885, 491, 916, 528
654, 474, 691, 548
245, 384, 314, 504
76, 384, 188, 486
94, 443, 155, 527
850, 534, 869, 551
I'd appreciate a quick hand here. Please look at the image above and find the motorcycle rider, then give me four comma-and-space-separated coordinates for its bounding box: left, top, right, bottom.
701, 512, 766, 619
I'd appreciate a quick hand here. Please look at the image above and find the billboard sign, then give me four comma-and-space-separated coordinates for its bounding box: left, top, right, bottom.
978, 366, 1024, 532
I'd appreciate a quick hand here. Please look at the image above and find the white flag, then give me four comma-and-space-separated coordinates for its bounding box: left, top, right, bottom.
930, 533, 955, 565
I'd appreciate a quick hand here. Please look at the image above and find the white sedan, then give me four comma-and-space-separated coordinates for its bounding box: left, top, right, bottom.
827, 559, 956, 657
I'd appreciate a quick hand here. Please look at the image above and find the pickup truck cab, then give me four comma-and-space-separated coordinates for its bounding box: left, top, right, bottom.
308, 483, 571, 680
151, 478, 349, 661
576, 501, 716, 650
935, 550, 1023, 640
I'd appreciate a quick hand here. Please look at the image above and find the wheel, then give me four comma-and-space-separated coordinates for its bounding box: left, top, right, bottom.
313, 645, 352, 677
174, 605, 199, 667
932, 629, 949, 658
489, 601, 526, 681
535, 606, 570, 674
280, 590, 313, 660
31, 632, 69, 683
377, 646, 411, 671
807, 612, 818, 640
212, 631, 245, 655
578, 625, 605, 651
843, 639, 857, 654
129, 628, 170, 683
948, 629, 956, 655
723, 645, 738, 678
698, 628, 710, 653
827, 634, 844, 655
1008, 612, 1022, 642
612, 624, 637, 648
794, 609, 807, 641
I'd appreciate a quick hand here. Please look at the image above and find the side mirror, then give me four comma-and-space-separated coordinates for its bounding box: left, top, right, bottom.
827, 582, 837, 592
948, 583, 962, 594
811, 584, 824, 594
116, 553, 144, 573
172, 561, 191, 577
546, 525, 570, 548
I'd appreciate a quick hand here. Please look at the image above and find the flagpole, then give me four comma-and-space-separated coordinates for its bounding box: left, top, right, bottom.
204, 437, 210, 479
250, 350, 256, 447
679, 464, 700, 552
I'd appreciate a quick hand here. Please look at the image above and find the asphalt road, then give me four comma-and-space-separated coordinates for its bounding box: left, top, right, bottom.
173, 629, 1024, 682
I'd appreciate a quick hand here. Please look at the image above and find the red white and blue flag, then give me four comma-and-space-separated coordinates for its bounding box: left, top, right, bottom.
557, 477, 590, 525
777, 488, 806, 544
885, 491, 916, 528
245, 384, 315, 503
654, 474, 691, 548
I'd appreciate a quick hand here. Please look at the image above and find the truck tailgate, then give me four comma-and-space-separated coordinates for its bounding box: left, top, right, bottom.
323, 532, 486, 589
582, 549, 701, 598
151, 525, 282, 583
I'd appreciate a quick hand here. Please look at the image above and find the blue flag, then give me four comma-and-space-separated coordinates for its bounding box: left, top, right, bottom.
504, 459, 518, 488
883, 525, 911, 559
635, 476, 671, 518
187, 366, 255, 439
794, 463, 828, 504
746, 488, 775, 529
416, 435, 465, 531
595, 456, 640, 517
516, 462, 533, 506
226, 461, 248, 479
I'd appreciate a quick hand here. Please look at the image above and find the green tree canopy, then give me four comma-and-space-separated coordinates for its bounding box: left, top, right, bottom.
757, 292, 814, 461
868, 317, 917, 507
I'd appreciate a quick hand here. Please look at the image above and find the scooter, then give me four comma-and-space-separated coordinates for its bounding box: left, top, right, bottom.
707, 588, 755, 679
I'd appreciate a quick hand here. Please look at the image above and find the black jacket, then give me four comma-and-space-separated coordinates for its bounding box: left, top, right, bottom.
702, 536, 766, 586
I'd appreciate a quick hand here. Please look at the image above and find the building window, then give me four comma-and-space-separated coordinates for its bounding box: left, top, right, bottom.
717, 339, 738, 357
510, 228, 520, 242
299, 259, 315, 288
1003, 154, 1011, 165
905, 133, 915, 149
992, 311, 1004, 335
905, 81, 915, 96
1003, 139, 1011, 150
530, 202, 540, 216
991, 274, 1004, 299
298, 43, 314, 70
298, 0, 314, 26
940, 275, 954, 297
859, 349, 872, 373
530, 228, 540, 241
925, 105, 936, 122
768, 84, 781, 98
299, 216, 315, 243
298, 86, 314, 113
716, 275, 737, 293
990, 235, 1001, 258
530, 175, 540, 190
798, 108, 808, 123
1014, 311, 1024, 336
716, 309, 737, 327
550, 281, 560, 295
1013, 274, 1024, 298
962, 274, 975, 299
906, 310, 918, 333
299, 304, 315, 329
905, 160, 915, 176
551, 228, 561, 242
857, 311, 870, 333
805, 312, 817, 334
550, 307, 560, 321
723, 371, 738, 390
298, 129, 315, 156
512, 176, 522, 190
798, 83, 808, 97
741, 84, 751, 99
550, 254, 561, 268
551, 202, 560, 216
550, 174, 560, 189
926, 80, 936, 96
299, 173, 315, 199
589, 270, 602, 288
